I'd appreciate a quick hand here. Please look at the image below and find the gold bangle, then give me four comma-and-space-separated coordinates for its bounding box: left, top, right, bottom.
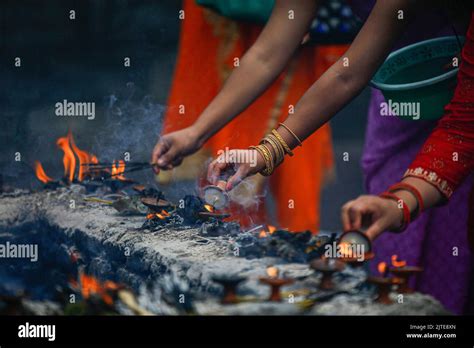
259, 144, 274, 176
250, 145, 273, 176
261, 143, 275, 172
279, 123, 302, 147
271, 129, 294, 157
261, 135, 284, 166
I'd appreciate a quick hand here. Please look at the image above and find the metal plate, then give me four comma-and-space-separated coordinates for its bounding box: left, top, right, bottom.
338, 230, 372, 253
203, 185, 229, 210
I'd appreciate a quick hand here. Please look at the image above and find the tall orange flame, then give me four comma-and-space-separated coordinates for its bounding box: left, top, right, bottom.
56, 133, 76, 182
69, 132, 98, 181
34, 161, 53, 183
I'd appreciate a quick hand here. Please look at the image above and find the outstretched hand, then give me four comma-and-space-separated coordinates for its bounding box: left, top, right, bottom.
151, 127, 202, 174
207, 149, 265, 191
340, 195, 404, 241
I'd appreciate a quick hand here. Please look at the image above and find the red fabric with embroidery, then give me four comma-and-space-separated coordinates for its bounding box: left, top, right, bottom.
405, 13, 474, 198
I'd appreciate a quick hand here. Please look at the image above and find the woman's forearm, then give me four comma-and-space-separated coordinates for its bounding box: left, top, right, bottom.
275, 0, 426, 149
192, 0, 319, 145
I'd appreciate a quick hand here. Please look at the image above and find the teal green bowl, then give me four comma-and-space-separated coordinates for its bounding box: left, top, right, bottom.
371, 36, 464, 121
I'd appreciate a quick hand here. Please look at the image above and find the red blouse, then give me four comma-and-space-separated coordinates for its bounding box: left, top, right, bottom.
404, 13, 474, 199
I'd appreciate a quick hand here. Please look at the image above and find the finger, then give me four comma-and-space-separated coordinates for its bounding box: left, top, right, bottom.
340, 202, 352, 232
157, 146, 179, 168
348, 204, 366, 231
151, 139, 169, 173
207, 160, 228, 185
226, 166, 247, 191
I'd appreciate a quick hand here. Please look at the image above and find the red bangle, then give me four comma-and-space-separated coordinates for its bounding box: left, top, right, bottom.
379, 192, 411, 232
388, 182, 424, 220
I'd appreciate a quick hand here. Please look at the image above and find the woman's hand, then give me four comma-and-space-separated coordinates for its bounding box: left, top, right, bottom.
341, 195, 404, 241
207, 149, 265, 191
151, 127, 202, 174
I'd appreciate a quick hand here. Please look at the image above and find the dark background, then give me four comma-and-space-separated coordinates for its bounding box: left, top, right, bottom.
0, 0, 369, 231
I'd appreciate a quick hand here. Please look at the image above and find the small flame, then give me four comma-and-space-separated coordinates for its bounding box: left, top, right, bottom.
56, 133, 76, 182
266, 266, 279, 278
147, 210, 170, 220
378, 262, 388, 275
391, 255, 407, 268
258, 225, 277, 238
76, 272, 120, 306
339, 242, 352, 257
204, 204, 214, 212
34, 161, 53, 183
111, 160, 126, 181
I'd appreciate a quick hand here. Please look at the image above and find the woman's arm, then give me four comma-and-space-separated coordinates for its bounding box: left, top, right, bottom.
208, 0, 428, 188
152, 0, 319, 170
274, 0, 426, 148
342, 12, 474, 240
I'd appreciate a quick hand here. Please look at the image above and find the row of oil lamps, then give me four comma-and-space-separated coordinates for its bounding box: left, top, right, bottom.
212, 230, 423, 305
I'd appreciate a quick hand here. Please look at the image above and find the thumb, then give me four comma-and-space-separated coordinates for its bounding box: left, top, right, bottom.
365, 218, 390, 241
157, 145, 178, 167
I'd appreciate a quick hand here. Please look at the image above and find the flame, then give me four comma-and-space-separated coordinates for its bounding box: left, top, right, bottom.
378, 262, 388, 275
266, 266, 279, 278
258, 225, 277, 238
204, 204, 214, 212
34, 161, 53, 183
147, 210, 170, 220
391, 255, 407, 268
339, 242, 352, 257
56, 134, 76, 182
111, 160, 126, 181
76, 273, 120, 306
69, 132, 98, 181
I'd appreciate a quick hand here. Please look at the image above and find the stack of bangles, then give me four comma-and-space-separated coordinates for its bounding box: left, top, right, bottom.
249, 123, 302, 176
379, 183, 425, 232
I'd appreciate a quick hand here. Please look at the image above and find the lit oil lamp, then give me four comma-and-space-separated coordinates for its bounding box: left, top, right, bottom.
258, 266, 294, 302
337, 230, 374, 267
211, 274, 247, 305
367, 262, 402, 304
389, 255, 423, 294
310, 258, 345, 290
198, 204, 230, 220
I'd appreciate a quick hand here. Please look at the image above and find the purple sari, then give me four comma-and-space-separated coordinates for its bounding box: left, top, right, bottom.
351, 1, 474, 314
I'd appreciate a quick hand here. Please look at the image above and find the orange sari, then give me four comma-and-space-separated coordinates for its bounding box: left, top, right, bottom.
162, 0, 348, 232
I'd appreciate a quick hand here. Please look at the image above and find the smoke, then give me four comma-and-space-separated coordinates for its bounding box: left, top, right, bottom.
95, 82, 166, 164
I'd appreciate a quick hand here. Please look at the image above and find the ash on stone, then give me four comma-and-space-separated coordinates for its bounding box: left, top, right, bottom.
199, 220, 240, 237
233, 230, 337, 263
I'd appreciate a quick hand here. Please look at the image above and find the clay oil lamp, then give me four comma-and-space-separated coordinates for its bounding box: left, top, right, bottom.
198, 204, 231, 220
310, 258, 345, 290
388, 255, 423, 294
336, 230, 374, 267
367, 262, 402, 304
258, 266, 294, 302
212, 274, 247, 305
